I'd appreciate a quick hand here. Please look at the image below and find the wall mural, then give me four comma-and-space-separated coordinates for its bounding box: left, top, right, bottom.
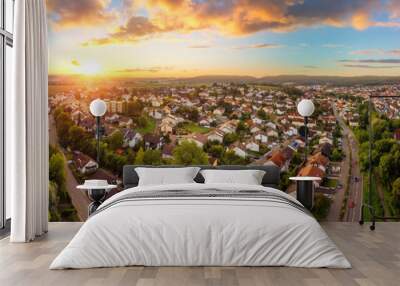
47, 0, 400, 222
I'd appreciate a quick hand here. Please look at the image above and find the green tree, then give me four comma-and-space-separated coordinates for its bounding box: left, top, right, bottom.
257, 108, 267, 120
330, 148, 343, 162
392, 178, 400, 211
173, 141, 208, 165
223, 133, 238, 146
107, 130, 124, 150
55, 112, 73, 147
48, 181, 61, 222
134, 148, 145, 164
312, 193, 332, 220
68, 125, 87, 151
236, 121, 248, 134
143, 149, 162, 165
208, 144, 224, 159
220, 150, 247, 165
49, 152, 66, 191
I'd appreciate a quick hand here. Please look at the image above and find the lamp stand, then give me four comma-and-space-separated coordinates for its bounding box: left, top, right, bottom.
96, 116, 100, 165
304, 116, 308, 162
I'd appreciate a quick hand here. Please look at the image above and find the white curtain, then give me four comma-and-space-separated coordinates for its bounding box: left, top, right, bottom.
7, 0, 49, 242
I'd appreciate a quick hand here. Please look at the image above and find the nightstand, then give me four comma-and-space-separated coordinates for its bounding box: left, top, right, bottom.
77, 180, 117, 216
289, 176, 321, 210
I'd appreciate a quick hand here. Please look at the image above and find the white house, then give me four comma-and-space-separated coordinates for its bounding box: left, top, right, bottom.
246, 141, 260, 153
207, 130, 224, 143
123, 130, 142, 148
254, 132, 268, 144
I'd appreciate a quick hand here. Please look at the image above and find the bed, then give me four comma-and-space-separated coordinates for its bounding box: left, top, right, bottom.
50, 164, 351, 269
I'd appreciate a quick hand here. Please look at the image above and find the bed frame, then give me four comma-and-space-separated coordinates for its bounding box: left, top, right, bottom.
123, 163, 281, 190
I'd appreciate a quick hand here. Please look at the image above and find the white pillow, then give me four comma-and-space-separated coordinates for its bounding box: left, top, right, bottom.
200, 169, 266, 185
135, 167, 201, 186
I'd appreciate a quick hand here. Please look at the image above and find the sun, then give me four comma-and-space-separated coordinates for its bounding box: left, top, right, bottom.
78, 61, 103, 76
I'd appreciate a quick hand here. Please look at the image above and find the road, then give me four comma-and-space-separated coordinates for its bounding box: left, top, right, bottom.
49, 114, 89, 221
332, 105, 363, 222
326, 135, 349, 221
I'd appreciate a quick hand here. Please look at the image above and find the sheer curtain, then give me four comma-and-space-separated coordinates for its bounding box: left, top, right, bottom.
7, 0, 48, 242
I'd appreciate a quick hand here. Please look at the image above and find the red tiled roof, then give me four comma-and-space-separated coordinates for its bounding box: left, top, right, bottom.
269, 151, 286, 168
298, 165, 325, 178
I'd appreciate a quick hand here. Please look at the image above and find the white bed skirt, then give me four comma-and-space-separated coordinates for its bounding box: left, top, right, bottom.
50, 183, 351, 269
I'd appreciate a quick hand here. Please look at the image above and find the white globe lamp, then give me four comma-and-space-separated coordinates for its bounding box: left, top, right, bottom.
89, 99, 107, 117
297, 99, 315, 117
297, 99, 314, 162
89, 99, 107, 164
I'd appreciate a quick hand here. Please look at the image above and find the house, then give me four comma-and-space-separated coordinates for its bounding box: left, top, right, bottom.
250, 126, 261, 134
118, 117, 133, 128
254, 131, 268, 144
308, 152, 329, 172
319, 136, 333, 145
269, 150, 289, 171
199, 118, 211, 127
246, 141, 260, 153
73, 151, 98, 174
267, 129, 279, 138
207, 130, 224, 143
281, 146, 294, 161
148, 109, 163, 120
160, 121, 174, 135
162, 143, 175, 159
143, 134, 163, 149
213, 108, 225, 116
105, 114, 120, 124
123, 129, 142, 148
298, 165, 325, 183
229, 142, 247, 158
185, 133, 208, 148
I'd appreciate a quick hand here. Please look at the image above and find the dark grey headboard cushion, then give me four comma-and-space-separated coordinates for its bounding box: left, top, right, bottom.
123, 163, 280, 190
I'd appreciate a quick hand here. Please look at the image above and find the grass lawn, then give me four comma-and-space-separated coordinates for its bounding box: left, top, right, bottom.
137, 117, 156, 134
182, 122, 210, 134
362, 173, 384, 221
323, 178, 338, 188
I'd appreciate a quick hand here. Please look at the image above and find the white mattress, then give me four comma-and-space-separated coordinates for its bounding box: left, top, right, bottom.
50, 183, 351, 269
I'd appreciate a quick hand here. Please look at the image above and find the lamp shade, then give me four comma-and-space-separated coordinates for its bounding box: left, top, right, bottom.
297, 99, 315, 117
89, 99, 107, 117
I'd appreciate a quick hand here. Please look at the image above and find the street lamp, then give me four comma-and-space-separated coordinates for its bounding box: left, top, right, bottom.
297, 99, 315, 162
89, 99, 107, 164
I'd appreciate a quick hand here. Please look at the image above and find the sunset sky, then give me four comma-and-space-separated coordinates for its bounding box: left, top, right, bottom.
47, 0, 400, 77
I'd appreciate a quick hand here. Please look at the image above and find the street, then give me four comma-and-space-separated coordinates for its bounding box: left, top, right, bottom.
332, 104, 363, 222
49, 114, 89, 221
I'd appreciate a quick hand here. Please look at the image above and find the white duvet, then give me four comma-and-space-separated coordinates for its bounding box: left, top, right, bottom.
50, 183, 351, 269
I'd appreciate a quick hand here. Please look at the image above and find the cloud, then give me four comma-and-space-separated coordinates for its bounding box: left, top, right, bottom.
350, 49, 384, 55
233, 43, 282, 50
304, 65, 317, 69
71, 59, 80, 66
322, 44, 347, 48
81, 0, 397, 45
116, 66, 173, 73
47, 0, 116, 28
387, 0, 400, 19
342, 64, 400, 69
339, 59, 400, 64
83, 16, 163, 45
350, 48, 400, 56
188, 44, 213, 49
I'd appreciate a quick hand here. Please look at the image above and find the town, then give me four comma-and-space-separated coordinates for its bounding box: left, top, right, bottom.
48, 77, 400, 223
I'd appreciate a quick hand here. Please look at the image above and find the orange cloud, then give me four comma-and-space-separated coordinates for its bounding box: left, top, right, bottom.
47, 0, 116, 28
81, 0, 390, 46
352, 12, 371, 30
